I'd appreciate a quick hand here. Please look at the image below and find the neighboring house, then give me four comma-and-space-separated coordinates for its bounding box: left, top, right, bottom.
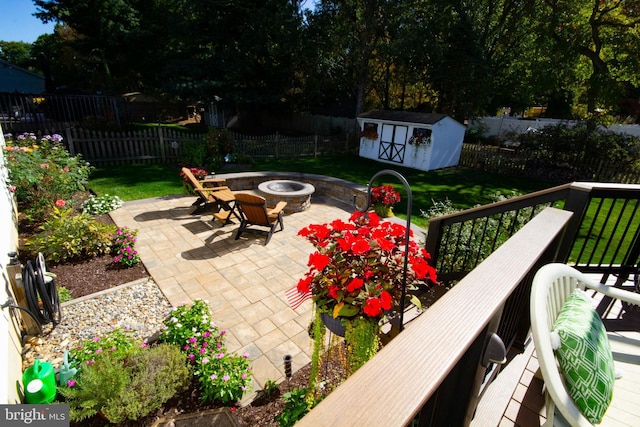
357, 110, 466, 172
0, 59, 45, 94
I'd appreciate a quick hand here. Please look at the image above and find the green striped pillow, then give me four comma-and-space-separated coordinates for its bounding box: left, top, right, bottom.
551, 288, 615, 424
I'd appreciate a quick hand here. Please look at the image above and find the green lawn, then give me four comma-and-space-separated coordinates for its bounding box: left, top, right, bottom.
88, 154, 553, 228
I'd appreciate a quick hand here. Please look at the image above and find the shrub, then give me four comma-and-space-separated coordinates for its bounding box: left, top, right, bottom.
3, 132, 91, 222
24, 207, 116, 263
160, 299, 252, 403
60, 341, 191, 423
81, 194, 124, 215
70, 327, 136, 366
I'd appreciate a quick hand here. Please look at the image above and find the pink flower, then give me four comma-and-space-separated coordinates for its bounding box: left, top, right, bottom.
55, 199, 66, 207
67, 380, 76, 387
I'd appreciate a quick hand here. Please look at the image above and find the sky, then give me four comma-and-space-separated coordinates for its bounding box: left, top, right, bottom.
0, 0, 314, 44
0, 0, 56, 43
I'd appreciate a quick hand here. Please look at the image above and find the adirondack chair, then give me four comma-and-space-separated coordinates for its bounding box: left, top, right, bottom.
530, 263, 640, 426
180, 167, 229, 213
233, 193, 287, 245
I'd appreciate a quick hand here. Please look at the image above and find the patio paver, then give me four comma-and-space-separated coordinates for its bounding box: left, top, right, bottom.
109, 193, 354, 400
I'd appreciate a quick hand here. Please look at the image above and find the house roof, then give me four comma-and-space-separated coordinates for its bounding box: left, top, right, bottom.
0, 58, 46, 93
358, 110, 448, 125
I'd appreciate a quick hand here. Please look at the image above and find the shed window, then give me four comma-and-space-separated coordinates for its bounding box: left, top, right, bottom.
408, 128, 432, 146
360, 122, 379, 140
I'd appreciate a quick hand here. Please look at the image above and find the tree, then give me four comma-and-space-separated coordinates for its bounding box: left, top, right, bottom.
0, 41, 35, 70
542, 0, 640, 115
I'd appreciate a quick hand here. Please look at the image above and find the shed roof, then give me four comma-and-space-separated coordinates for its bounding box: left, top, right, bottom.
358, 110, 448, 125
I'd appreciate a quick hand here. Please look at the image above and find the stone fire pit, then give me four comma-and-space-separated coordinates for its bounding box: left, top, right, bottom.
257, 180, 315, 213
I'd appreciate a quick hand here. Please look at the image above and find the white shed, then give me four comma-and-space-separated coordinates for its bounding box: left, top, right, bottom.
357, 110, 466, 172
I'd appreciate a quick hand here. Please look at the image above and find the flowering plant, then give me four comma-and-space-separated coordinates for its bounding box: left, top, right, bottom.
160, 299, 252, 403
370, 184, 401, 207
297, 211, 437, 320
112, 227, 140, 267
359, 128, 379, 140
3, 132, 91, 222
81, 194, 124, 215
179, 167, 208, 182
70, 327, 138, 366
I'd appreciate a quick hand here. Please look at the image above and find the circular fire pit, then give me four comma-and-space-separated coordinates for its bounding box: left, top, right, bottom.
257, 180, 315, 213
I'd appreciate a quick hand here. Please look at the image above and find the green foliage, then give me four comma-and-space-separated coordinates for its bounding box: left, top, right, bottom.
516, 123, 640, 170
4, 133, 91, 222
421, 192, 548, 275
57, 286, 72, 303
273, 387, 311, 427
81, 194, 124, 215
70, 327, 136, 367
344, 317, 380, 374
112, 227, 141, 267
179, 140, 208, 167
160, 299, 252, 404
24, 207, 116, 263
263, 379, 279, 397
59, 343, 191, 423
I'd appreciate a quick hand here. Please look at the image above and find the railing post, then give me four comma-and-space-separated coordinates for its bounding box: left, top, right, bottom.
555, 183, 592, 262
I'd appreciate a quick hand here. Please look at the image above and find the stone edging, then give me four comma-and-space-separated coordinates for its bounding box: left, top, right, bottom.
60, 278, 153, 307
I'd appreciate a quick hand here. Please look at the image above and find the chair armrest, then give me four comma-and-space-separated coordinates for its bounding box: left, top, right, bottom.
584, 280, 640, 307
270, 201, 288, 215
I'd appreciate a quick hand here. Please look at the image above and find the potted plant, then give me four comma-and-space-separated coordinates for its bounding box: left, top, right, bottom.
297, 211, 438, 396
370, 184, 401, 217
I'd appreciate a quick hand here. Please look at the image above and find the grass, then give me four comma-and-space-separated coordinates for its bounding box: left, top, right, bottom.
88, 154, 554, 228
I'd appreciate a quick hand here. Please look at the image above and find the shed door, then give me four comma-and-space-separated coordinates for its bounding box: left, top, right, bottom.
378, 124, 408, 163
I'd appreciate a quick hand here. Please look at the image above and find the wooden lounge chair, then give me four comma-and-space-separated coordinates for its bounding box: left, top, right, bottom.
233, 193, 287, 245
180, 167, 230, 213
530, 263, 640, 426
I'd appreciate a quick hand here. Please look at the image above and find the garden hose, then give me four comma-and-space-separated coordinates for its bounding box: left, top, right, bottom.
22, 253, 62, 327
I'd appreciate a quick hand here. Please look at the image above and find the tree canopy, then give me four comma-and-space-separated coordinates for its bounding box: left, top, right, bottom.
5, 0, 637, 121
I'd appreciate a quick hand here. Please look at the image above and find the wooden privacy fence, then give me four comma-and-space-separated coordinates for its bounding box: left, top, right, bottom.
63, 128, 351, 165
459, 143, 640, 184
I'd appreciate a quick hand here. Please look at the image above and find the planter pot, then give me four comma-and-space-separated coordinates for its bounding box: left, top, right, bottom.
373, 204, 394, 218
320, 312, 346, 337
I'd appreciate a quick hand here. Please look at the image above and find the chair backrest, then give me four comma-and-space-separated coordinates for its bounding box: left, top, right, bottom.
235, 193, 271, 226
181, 167, 205, 191
530, 263, 593, 427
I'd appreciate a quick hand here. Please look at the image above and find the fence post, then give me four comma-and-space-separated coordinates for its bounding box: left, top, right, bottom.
314, 134, 318, 157
65, 127, 75, 155
275, 132, 280, 159
158, 126, 166, 163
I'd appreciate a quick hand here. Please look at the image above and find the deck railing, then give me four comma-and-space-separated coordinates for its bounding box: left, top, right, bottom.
297, 183, 640, 426
297, 207, 573, 426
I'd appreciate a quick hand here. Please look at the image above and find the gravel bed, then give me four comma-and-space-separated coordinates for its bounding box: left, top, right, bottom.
21, 278, 172, 371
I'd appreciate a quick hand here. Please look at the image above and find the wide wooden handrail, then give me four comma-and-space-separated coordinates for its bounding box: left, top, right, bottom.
297, 207, 573, 426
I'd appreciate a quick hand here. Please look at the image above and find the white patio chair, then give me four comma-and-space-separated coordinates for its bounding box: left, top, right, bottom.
530, 263, 640, 426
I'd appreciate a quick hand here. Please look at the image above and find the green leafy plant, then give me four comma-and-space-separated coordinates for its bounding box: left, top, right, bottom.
3, 132, 91, 222
179, 140, 208, 167
59, 342, 191, 423
24, 207, 116, 262
112, 227, 141, 267
160, 299, 252, 403
274, 387, 312, 427
263, 379, 279, 397
70, 327, 137, 367
57, 286, 72, 303
81, 194, 123, 215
